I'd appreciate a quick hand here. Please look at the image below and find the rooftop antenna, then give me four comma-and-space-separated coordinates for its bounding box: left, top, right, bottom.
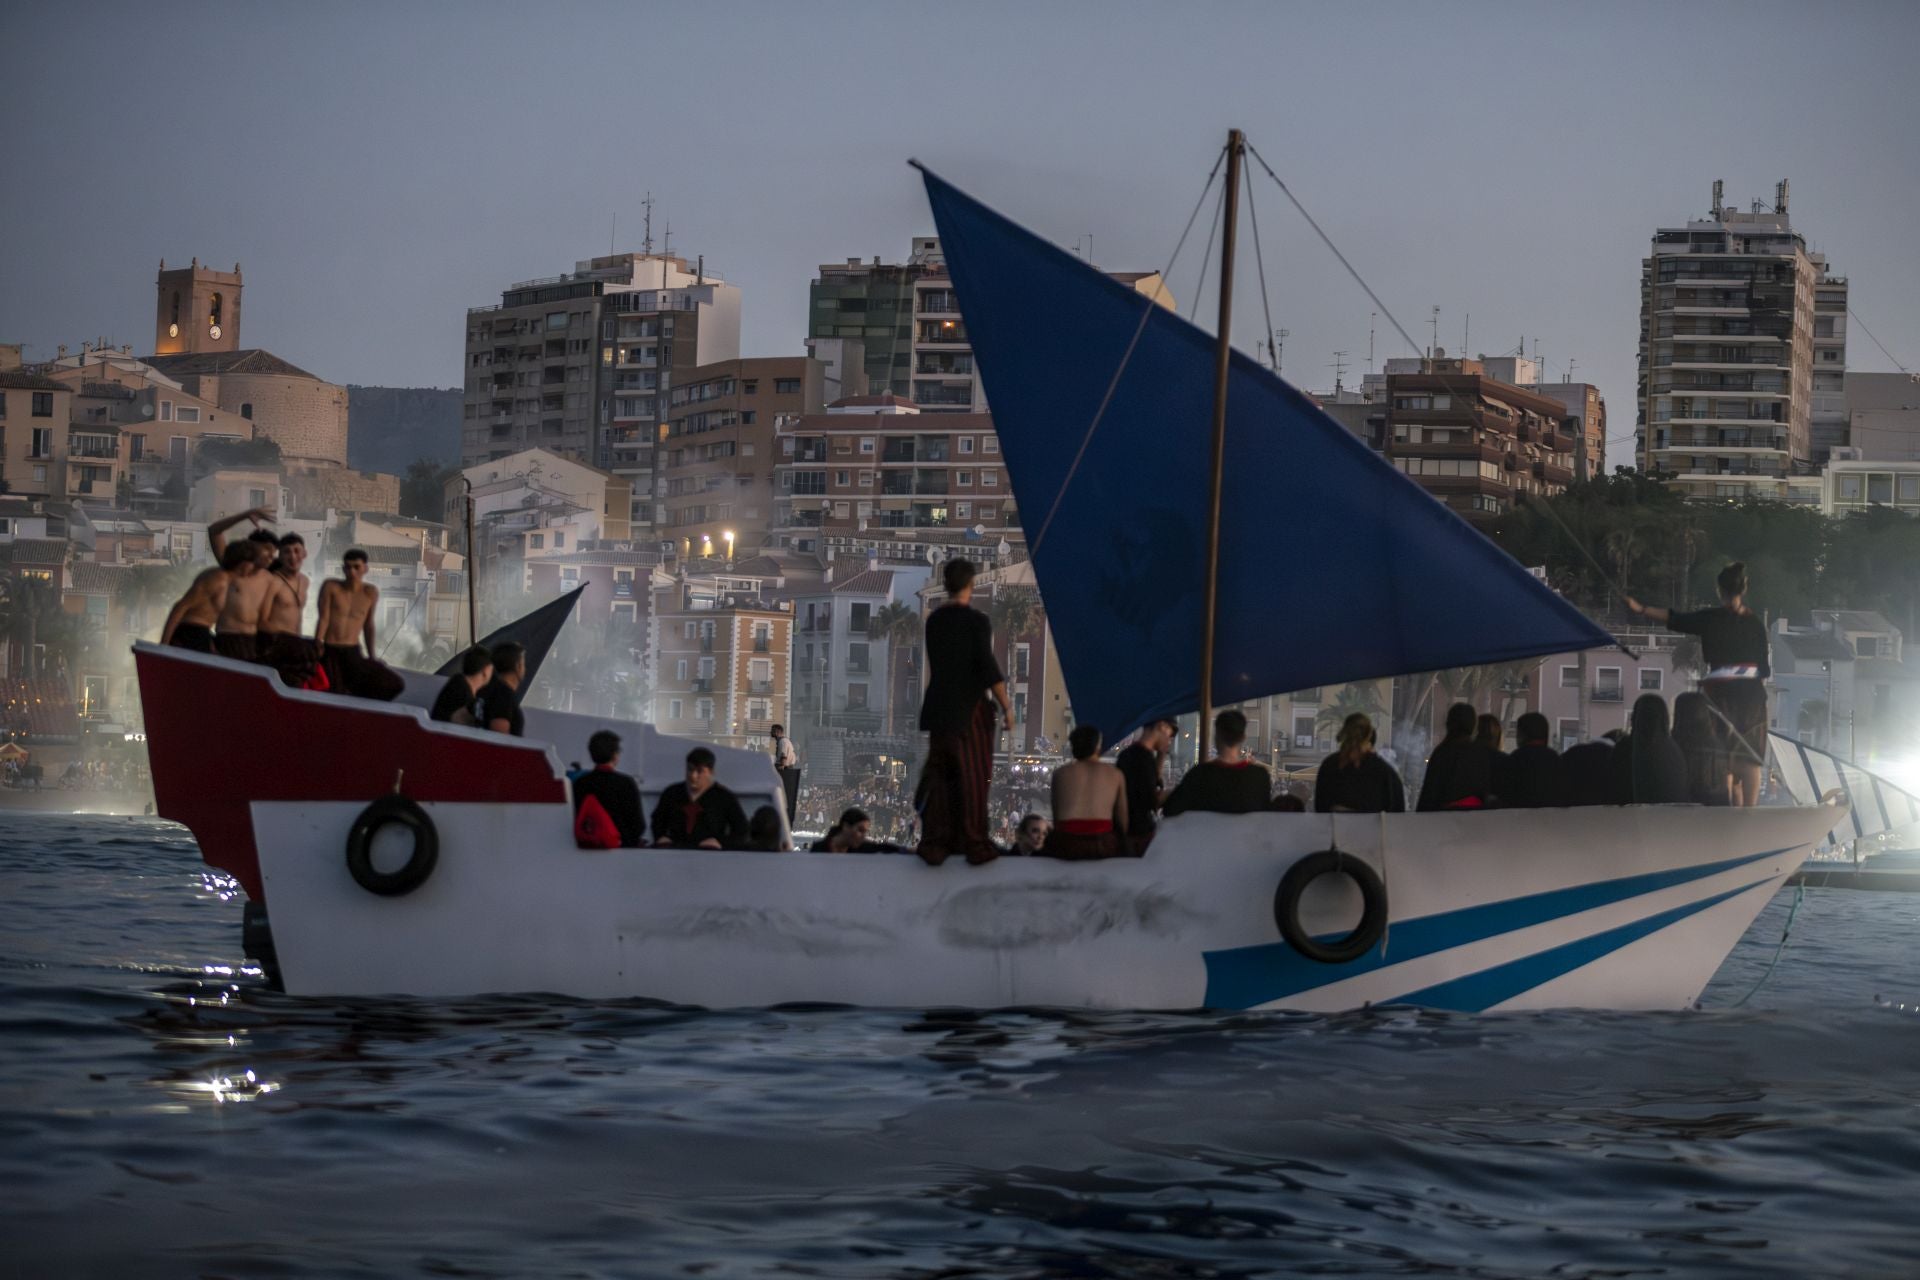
640, 192, 655, 255
610, 210, 617, 256
1367, 313, 1376, 374
1462, 312, 1470, 358
1566, 357, 1578, 384
1086, 232, 1093, 267
1711, 179, 1724, 219
1329, 350, 1350, 391
1775, 178, 1790, 215
1269, 327, 1289, 374
662, 220, 673, 258
1429, 305, 1441, 359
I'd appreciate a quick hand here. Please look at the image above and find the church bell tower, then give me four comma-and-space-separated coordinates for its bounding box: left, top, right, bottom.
154, 258, 242, 356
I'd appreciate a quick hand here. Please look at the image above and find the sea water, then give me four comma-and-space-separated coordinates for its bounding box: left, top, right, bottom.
3, 812, 1917, 1278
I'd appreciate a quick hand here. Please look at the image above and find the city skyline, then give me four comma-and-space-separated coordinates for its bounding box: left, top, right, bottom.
3, 1, 1917, 476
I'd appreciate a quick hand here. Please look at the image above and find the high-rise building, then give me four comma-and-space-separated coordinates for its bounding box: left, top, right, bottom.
809, 239, 1170, 415
658, 355, 826, 557
461, 253, 740, 534
1637, 180, 1845, 501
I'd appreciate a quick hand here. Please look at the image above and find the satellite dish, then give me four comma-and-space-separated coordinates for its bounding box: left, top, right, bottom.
141, 404, 155, 418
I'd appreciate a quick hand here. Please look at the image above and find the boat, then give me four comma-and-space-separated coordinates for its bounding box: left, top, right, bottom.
1771, 733, 1920, 891
134, 131, 1847, 1008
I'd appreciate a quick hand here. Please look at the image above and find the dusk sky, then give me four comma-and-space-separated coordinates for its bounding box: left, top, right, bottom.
3, 1, 1915, 471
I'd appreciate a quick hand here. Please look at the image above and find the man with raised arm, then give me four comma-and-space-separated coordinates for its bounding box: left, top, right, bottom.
259, 533, 322, 687
202, 508, 278, 662
314, 548, 404, 701
161, 541, 261, 653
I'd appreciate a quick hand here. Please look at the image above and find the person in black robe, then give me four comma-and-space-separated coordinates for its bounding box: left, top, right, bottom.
1115, 717, 1176, 852
650, 747, 750, 849
573, 730, 646, 847
1503, 712, 1568, 808
430, 646, 493, 724
1628, 694, 1689, 805
1561, 738, 1616, 807
1313, 713, 1406, 813
914, 560, 1013, 866
1416, 703, 1496, 811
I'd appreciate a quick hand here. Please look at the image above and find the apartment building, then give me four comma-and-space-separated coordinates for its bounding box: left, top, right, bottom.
810, 238, 1172, 415
658, 355, 826, 556
0, 371, 73, 501
771, 397, 1016, 555
461, 252, 741, 533
789, 560, 929, 741
1527, 381, 1610, 482
651, 596, 792, 750
1637, 180, 1846, 501
1383, 357, 1576, 523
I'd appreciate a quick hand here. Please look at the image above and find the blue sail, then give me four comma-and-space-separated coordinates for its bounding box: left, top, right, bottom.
919, 166, 1613, 738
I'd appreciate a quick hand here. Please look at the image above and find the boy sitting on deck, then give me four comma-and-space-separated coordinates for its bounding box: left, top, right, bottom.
650, 747, 750, 850
1162, 709, 1272, 816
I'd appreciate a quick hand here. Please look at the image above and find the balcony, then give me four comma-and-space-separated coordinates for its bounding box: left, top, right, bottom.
700, 636, 713, 653
692, 677, 713, 693
753, 637, 770, 652
1591, 687, 1624, 702
750, 679, 774, 695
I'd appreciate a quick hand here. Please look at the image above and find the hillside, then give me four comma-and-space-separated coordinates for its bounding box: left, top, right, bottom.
347, 386, 462, 474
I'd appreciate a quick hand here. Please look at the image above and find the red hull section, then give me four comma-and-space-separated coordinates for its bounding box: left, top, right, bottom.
135, 645, 566, 901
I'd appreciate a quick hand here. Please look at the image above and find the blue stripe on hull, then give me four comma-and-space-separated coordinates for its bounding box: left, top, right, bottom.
1387, 878, 1769, 1012
1202, 844, 1803, 1009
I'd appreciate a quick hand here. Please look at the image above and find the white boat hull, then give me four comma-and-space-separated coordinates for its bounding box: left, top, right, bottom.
252, 801, 1826, 1010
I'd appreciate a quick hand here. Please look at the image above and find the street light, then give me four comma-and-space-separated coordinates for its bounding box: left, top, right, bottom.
723, 529, 735, 562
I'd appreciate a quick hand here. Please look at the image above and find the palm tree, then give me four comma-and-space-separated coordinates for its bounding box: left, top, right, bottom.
867, 600, 922, 738
1315, 681, 1387, 738
985, 586, 1041, 735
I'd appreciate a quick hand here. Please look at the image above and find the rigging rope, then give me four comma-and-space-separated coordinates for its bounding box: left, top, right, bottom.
1245, 141, 1424, 359
1847, 307, 1912, 375
1243, 156, 1277, 375
1726, 882, 1804, 1008
1186, 175, 1228, 327
1031, 144, 1228, 555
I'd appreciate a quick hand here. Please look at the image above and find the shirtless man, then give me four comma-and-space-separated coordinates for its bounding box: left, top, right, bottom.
315, 548, 403, 701
1041, 724, 1130, 860
161, 541, 262, 652
259, 534, 321, 687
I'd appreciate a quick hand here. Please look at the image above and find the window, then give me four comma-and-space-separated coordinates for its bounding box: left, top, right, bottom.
160, 400, 173, 421
981, 470, 997, 487
742, 380, 758, 395
774, 378, 802, 394
1857, 637, 1879, 658
957, 471, 972, 486
750, 658, 772, 683
1557, 719, 1581, 750
1639, 668, 1663, 691
698, 656, 715, 679
676, 659, 688, 681
1013, 691, 1028, 724
836, 470, 850, 486
1559, 665, 1579, 688
849, 602, 871, 632
176, 407, 200, 423
685, 621, 697, 639
955, 501, 971, 518
241, 402, 253, 419
529, 534, 544, 549
247, 487, 267, 508
32, 392, 54, 417
669, 700, 684, 720
958, 436, 975, 454
979, 505, 996, 523
696, 698, 713, 721
847, 683, 868, 710
983, 436, 999, 453
847, 641, 870, 673
553, 531, 565, 548
859, 437, 875, 453
1014, 643, 1031, 680
28, 427, 52, 459
546, 311, 568, 330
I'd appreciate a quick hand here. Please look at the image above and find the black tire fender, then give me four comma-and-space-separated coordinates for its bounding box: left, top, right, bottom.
345, 793, 439, 896
1273, 848, 1388, 964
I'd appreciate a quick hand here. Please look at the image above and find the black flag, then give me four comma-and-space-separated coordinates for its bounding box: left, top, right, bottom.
437, 585, 587, 698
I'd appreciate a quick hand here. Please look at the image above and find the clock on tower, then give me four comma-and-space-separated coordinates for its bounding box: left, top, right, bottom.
153, 258, 242, 356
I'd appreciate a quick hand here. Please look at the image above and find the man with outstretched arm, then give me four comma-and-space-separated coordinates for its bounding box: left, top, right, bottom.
205, 509, 278, 663
314, 549, 404, 701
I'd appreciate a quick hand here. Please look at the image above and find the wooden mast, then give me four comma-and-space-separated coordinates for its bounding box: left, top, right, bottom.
463, 477, 479, 648
1198, 129, 1243, 761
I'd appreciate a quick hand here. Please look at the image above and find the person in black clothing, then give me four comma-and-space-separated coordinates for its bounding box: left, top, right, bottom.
1504, 712, 1568, 808
915, 560, 1014, 866
650, 746, 750, 849
1475, 713, 1511, 804
430, 646, 494, 724
1417, 702, 1496, 811
1163, 710, 1272, 816
1561, 737, 1616, 807
475, 641, 527, 737
1627, 562, 1769, 805
1314, 713, 1406, 813
1628, 694, 1689, 804
1672, 691, 1731, 806
1115, 717, 1177, 852
1606, 728, 1636, 805
746, 806, 790, 852
572, 729, 646, 847
811, 808, 905, 853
